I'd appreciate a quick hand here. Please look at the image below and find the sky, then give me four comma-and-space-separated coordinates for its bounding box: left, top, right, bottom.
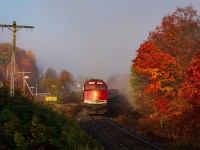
0, 0, 200, 81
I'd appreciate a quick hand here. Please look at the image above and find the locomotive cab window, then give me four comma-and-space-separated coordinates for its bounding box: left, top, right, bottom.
96, 85, 107, 90
85, 85, 95, 90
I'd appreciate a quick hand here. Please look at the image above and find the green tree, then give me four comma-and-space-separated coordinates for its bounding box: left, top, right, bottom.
14, 131, 28, 150
0, 89, 99, 149
0, 108, 19, 149
40, 77, 61, 96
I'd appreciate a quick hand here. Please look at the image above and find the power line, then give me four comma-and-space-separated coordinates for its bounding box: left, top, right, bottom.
0, 21, 34, 97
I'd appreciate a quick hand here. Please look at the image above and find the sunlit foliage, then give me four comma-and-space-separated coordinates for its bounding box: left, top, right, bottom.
40, 70, 75, 102
40, 77, 61, 96
130, 6, 200, 148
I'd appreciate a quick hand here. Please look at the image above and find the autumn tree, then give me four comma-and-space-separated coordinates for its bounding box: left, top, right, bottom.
58, 70, 75, 100
40, 69, 75, 101
0, 52, 9, 82
150, 6, 200, 63
182, 52, 200, 138
0, 43, 11, 82
40, 77, 61, 96
183, 52, 200, 104
130, 6, 200, 140
0, 43, 38, 87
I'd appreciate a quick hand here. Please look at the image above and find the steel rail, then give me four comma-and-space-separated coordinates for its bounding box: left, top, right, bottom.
90, 115, 134, 150
99, 125, 135, 150
106, 118, 163, 150
90, 115, 161, 149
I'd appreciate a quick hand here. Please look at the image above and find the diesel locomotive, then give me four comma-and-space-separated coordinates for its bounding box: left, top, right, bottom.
83, 79, 118, 114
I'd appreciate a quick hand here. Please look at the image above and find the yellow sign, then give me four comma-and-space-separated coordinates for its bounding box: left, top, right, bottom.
45, 96, 57, 101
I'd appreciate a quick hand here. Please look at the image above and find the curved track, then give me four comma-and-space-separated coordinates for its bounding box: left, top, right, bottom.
87, 115, 163, 150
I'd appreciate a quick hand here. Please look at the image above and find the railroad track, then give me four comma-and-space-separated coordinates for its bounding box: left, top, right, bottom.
87, 115, 163, 150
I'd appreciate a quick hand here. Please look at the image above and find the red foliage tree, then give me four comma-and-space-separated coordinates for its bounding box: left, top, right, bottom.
183, 52, 200, 104
130, 6, 200, 139
181, 52, 200, 138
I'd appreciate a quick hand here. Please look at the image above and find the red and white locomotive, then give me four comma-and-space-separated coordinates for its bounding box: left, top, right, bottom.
83, 79, 108, 114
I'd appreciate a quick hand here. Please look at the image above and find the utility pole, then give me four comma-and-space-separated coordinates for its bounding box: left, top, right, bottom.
0, 21, 34, 97
17, 71, 31, 94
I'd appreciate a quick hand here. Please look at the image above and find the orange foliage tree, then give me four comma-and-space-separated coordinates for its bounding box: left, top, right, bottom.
58, 70, 75, 100
0, 43, 38, 88
130, 6, 200, 139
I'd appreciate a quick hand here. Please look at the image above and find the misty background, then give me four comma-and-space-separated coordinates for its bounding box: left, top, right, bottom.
0, 0, 199, 85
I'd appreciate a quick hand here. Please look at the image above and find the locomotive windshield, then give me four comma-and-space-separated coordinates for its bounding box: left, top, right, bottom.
84, 79, 107, 91
85, 85, 95, 90
96, 85, 107, 90
85, 85, 107, 90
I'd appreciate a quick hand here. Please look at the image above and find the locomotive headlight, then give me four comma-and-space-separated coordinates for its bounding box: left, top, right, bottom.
93, 91, 98, 100
94, 91, 98, 97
